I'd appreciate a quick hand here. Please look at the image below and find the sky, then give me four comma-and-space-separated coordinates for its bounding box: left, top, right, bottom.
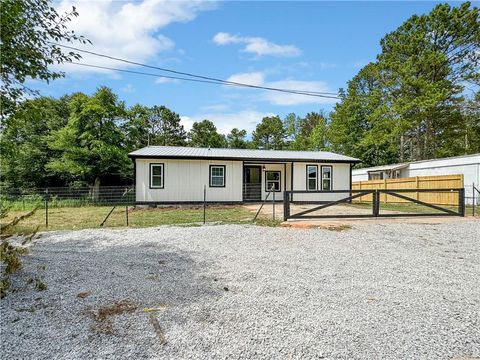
31, 0, 468, 135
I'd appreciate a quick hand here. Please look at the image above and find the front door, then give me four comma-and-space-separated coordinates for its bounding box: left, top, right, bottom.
243, 166, 262, 201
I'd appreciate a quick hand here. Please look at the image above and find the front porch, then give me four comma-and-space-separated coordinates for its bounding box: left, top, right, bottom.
242, 162, 292, 202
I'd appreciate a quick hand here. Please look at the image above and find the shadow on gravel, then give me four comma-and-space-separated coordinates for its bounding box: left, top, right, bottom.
1, 236, 221, 359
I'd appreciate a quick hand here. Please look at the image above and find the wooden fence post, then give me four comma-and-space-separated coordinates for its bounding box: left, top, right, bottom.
415, 176, 419, 201
383, 179, 387, 203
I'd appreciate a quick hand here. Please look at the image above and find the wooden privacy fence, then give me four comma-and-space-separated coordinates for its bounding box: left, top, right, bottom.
352, 174, 464, 205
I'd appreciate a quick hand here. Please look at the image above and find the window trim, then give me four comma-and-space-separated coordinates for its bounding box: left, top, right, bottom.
209, 165, 226, 188
320, 165, 333, 191
149, 163, 164, 189
306, 164, 318, 191
265, 170, 281, 192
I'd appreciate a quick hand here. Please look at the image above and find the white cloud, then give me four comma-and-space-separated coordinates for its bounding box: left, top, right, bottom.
181, 110, 275, 134
155, 77, 180, 84
226, 72, 265, 86
200, 104, 230, 112
223, 72, 338, 106
212, 32, 301, 57
121, 84, 135, 93
56, 0, 215, 74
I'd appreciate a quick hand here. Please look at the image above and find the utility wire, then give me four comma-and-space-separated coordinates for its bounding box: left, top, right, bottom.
54, 42, 340, 99
70, 62, 229, 85
69, 62, 340, 99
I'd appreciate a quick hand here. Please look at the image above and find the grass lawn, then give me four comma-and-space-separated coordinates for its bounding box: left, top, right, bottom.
1, 205, 281, 233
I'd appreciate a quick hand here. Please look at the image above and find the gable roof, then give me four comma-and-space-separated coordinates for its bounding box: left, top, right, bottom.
129, 146, 360, 163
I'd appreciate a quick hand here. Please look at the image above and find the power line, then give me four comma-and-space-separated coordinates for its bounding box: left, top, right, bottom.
69, 62, 340, 99
70, 62, 228, 85
53, 42, 340, 99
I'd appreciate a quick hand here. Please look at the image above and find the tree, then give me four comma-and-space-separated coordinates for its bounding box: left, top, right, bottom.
0, 0, 89, 118
188, 120, 226, 148
328, 2, 480, 166
47, 87, 131, 187
377, 2, 480, 161
283, 113, 301, 144
122, 104, 150, 150
0, 96, 70, 188
147, 106, 186, 146
227, 128, 247, 149
252, 116, 285, 150
329, 63, 397, 166
290, 112, 329, 151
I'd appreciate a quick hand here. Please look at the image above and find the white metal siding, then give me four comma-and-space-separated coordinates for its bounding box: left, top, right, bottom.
292, 162, 351, 202
352, 170, 369, 182
404, 155, 480, 201
260, 163, 287, 201
135, 159, 243, 202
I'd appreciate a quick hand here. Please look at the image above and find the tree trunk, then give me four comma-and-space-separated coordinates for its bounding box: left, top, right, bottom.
400, 134, 405, 162
92, 177, 101, 202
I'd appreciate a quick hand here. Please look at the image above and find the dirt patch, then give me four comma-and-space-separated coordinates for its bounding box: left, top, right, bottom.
281, 223, 352, 231
88, 299, 137, 335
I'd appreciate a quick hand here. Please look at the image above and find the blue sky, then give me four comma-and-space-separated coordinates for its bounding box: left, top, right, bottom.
34, 1, 466, 135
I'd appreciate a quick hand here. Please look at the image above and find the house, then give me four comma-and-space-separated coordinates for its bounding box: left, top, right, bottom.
352, 153, 480, 201
128, 146, 360, 204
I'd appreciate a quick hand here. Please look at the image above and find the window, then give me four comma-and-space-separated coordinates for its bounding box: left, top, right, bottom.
307, 165, 318, 191
265, 171, 281, 192
210, 165, 225, 187
368, 172, 383, 180
150, 163, 164, 188
321, 166, 332, 190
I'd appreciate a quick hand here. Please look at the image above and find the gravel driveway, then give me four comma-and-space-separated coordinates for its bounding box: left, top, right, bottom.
1, 221, 480, 359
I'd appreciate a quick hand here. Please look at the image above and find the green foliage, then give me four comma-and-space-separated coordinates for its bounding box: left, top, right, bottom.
252, 116, 285, 150
329, 2, 480, 165
0, 96, 70, 188
0, 0, 89, 118
0, 207, 39, 298
227, 128, 248, 148
46, 87, 131, 186
188, 120, 226, 148
145, 106, 187, 146
289, 112, 329, 151
329, 63, 398, 166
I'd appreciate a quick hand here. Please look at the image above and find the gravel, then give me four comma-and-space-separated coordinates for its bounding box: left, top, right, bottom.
1, 221, 480, 359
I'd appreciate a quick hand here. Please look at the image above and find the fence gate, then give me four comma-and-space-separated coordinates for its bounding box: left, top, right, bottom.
283, 188, 465, 221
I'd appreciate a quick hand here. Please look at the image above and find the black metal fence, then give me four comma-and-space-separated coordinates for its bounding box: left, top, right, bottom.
283, 188, 466, 220
1, 186, 135, 209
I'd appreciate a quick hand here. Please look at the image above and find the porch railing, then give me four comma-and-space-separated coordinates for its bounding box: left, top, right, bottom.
242, 183, 262, 201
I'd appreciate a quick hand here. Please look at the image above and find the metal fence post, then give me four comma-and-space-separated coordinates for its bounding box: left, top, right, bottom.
283, 191, 290, 221
458, 188, 465, 217
125, 187, 129, 226
272, 187, 275, 220
473, 183, 475, 217
372, 190, 379, 217
203, 185, 206, 224
45, 188, 49, 228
